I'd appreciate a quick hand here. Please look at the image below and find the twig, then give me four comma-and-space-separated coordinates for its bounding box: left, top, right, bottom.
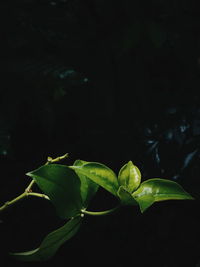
0, 153, 69, 213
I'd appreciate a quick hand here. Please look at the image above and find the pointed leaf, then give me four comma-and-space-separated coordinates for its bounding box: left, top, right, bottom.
118, 161, 141, 193
73, 160, 99, 207
132, 178, 194, 213
117, 186, 138, 206
27, 164, 82, 219
70, 162, 119, 196
11, 216, 82, 261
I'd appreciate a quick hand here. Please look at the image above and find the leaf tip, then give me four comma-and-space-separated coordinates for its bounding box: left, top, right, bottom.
26, 171, 33, 177
185, 194, 195, 200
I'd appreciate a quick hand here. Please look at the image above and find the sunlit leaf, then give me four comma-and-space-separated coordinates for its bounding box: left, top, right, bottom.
118, 161, 141, 193
27, 164, 83, 219
11, 216, 82, 261
132, 178, 194, 213
117, 186, 138, 206
70, 162, 119, 196
73, 160, 99, 207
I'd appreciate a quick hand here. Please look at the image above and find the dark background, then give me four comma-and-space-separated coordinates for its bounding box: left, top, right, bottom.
1, 0, 200, 266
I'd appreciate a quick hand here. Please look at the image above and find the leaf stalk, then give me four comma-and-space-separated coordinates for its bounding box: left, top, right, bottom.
81, 205, 121, 216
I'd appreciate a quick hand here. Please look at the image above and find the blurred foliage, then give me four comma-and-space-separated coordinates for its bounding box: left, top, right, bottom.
1, 0, 200, 173
140, 107, 200, 194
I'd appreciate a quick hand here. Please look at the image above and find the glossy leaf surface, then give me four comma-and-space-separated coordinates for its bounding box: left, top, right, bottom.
11, 216, 82, 261
117, 186, 138, 206
118, 161, 141, 193
70, 162, 119, 196
27, 164, 82, 219
132, 178, 194, 212
73, 160, 99, 207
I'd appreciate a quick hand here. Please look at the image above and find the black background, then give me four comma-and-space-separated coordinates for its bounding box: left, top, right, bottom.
1, 1, 200, 266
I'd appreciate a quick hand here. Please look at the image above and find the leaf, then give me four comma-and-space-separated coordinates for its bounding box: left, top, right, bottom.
70, 162, 119, 196
73, 160, 99, 207
27, 164, 83, 219
132, 178, 194, 213
118, 161, 141, 193
117, 186, 138, 206
11, 216, 82, 261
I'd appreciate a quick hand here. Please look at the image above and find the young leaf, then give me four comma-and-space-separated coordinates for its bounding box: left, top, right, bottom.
10, 216, 82, 261
118, 161, 141, 193
27, 164, 83, 219
70, 162, 119, 196
73, 160, 99, 207
132, 178, 194, 213
117, 186, 138, 206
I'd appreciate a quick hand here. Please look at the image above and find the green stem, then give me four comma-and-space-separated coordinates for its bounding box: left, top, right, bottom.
28, 192, 50, 200
26, 153, 69, 191
0, 153, 68, 213
81, 205, 121, 216
0, 191, 50, 213
25, 179, 35, 192
46, 153, 69, 165
0, 192, 27, 212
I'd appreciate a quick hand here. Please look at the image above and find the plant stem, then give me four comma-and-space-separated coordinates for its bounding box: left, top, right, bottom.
46, 153, 69, 165
25, 179, 35, 192
0, 192, 27, 212
28, 192, 50, 200
81, 205, 121, 216
26, 153, 69, 192
0, 192, 50, 212
0, 153, 69, 213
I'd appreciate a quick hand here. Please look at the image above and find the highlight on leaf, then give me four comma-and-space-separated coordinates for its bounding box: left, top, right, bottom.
70, 162, 119, 196
132, 178, 194, 212
118, 161, 141, 193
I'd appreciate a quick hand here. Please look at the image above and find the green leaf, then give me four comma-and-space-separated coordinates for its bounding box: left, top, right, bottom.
27, 164, 83, 219
132, 178, 194, 213
73, 160, 99, 207
70, 162, 119, 196
118, 161, 141, 193
117, 186, 138, 206
11, 216, 82, 261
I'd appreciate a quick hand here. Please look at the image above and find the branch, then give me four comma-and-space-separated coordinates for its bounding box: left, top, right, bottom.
0, 153, 69, 213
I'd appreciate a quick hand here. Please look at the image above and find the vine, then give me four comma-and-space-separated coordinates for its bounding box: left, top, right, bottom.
0, 153, 193, 261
